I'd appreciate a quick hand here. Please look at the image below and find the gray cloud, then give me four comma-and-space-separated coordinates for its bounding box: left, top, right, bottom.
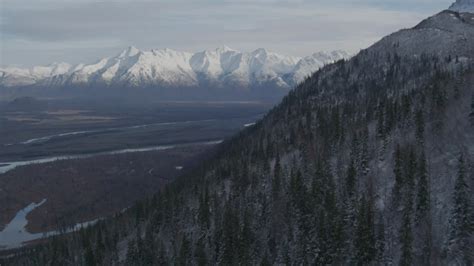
0, 0, 453, 66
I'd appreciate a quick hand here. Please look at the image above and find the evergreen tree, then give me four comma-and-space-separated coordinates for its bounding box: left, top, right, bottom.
416, 151, 430, 221
399, 211, 413, 266
222, 202, 240, 264
84, 245, 95, 266
350, 133, 360, 164
346, 159, 357, 197
406, 149, 417, 193
142, 225, 156, 265
360, 128, 370, 176
415, 110, 425, 145
375, 217, 386, 264
134, 228, 145, 265
239, 210, 253, 264
272, 153, 282, 198
178, 235, 191, 266
198, 186, 210, 228
393, 145, 403, 198
261, 253, 271, 266
195, 237, 207, 266
291, 170, 307, 215
157, 241, 168, 266
341, 160, 357, 263
125, 240, 138, 266
415, 151, 432, 265
319, 163, 343, 264
377, 104, 386, 139
354, 195, 376, 265
469, 93, 474, 125
448, 155, 473, 265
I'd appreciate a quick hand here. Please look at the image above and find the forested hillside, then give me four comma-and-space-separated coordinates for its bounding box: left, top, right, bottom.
3, 10, 474, 266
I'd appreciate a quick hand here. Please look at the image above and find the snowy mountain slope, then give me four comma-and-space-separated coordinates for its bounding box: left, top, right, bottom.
449, 0, 474, 13
1, 47, 348, 90
369, 10, 474, 60
0, 63, 72, 87
289, 50, 349, 84
111, 48, 197, 87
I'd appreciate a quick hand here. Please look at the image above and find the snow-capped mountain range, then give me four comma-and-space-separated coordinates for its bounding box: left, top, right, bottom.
0, 47, 349, 90
449, 0, 474, 12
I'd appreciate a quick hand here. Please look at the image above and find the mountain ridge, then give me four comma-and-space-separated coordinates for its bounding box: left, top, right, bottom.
0, 47, 349, 91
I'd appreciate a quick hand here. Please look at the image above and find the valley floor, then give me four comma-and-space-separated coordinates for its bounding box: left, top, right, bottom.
0, 99, 270, 250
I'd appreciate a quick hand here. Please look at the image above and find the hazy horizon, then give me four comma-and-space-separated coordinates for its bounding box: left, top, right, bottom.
1, 0, 453, 67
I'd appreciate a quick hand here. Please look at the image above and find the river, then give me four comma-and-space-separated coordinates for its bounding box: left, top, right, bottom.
0, 199, 100, 249
0, 140, 223, 175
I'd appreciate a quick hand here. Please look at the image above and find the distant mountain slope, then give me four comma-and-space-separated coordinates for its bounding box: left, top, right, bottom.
0, 47, 349, 95
3, 9, 473, 266
450, 0, 474, 12
373, 10, 474, 59
0, 63, 72, 87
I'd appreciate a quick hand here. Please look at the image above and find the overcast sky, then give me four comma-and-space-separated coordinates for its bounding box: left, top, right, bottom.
0, 0, 453, 67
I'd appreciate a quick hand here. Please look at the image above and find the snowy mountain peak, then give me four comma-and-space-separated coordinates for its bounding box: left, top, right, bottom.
117, 46, 141, 58
216, 45, 236, 53
449, 0, 474, 12
151, 48, 189, 57
252, 48, 268, 55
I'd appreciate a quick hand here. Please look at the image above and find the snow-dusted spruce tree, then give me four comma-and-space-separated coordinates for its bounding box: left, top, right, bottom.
447, 155, 473, 265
